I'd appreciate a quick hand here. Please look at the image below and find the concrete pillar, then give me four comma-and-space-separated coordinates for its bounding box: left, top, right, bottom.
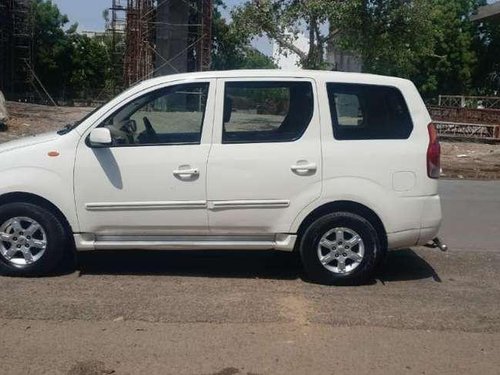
155, 0, 190, 75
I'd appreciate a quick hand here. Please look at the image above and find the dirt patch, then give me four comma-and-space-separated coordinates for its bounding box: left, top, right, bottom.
441, 141, 500, 180
0, 101, 92, 144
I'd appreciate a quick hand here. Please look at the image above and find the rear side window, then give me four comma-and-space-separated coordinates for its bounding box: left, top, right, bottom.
327, 83, 413, 140
223, 81, 314, 143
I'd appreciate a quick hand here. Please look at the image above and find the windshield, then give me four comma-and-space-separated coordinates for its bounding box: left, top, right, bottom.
57, 104, 104, 135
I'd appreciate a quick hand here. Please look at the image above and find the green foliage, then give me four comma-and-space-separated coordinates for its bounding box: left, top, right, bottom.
337, 0, 434, 77
31, 0, 115, 101
211, 2, 276, 70
232, 0, 499, 98
29, 0, 499, 101
473, 16, 500, 94
232, 0, 435, 72
68, 35, 109, 98
31, 0, 272, 101
232, 0, 335, 69
340, 0, 479, 97
31, 0, 74, 98
410, 0, 478, 97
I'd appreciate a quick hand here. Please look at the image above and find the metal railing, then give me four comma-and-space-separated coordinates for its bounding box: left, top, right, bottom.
434, 121, 500, 141
438, 95, 500, 109
428, 106, 500, 126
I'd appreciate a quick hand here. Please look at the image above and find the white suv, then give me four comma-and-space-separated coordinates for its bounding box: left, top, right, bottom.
0, 70, 442, 284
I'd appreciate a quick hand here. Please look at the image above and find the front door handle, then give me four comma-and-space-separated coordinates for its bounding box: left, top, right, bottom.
291, 162, 317, 174
173, 168, 199, 177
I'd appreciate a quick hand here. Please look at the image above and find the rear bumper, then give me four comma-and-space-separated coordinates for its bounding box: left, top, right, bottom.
387, 195, 442, 249
420, 194, 442, 231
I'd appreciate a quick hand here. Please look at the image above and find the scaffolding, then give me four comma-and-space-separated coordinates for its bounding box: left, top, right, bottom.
114, 0, 213, 87
107, 0, 127, 94
123, 0, 155, 86
0, 0, 33, 98
108, 0, 127, 33
196, 0, 213, 72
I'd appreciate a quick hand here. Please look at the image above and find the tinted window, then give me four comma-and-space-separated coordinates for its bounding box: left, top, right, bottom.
327, 83, 413, 140
223, 81, 314, 143
98, 83, 209, 146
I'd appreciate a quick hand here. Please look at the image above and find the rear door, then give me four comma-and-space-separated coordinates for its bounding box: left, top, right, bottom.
206, 78, 322, 235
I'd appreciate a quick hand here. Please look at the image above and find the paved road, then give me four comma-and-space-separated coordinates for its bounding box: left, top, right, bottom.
0, 180, 499, 375
439, 180, 500, 251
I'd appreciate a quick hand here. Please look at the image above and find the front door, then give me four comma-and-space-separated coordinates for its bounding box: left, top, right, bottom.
206, 78, 322, 235
74, 80, 215, 236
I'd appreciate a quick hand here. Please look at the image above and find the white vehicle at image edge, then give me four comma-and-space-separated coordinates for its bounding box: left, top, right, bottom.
0, 70, 442, 285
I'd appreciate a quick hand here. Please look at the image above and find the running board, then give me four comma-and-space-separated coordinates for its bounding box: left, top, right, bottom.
74, 234, 297, 252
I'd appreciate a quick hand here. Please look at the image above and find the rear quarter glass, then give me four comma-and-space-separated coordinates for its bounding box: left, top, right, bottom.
326, 83, 413, 140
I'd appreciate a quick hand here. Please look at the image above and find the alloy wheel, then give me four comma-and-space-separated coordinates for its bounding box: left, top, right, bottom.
0, 217, 47, 267
317, 227, 365, 274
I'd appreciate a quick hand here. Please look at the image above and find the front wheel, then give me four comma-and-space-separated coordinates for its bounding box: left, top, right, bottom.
0, 202, 69, 277
300, 212, 379, 285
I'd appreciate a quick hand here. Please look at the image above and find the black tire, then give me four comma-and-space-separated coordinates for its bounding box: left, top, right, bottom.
0, 202, 69, 277
300, 212, 380, 285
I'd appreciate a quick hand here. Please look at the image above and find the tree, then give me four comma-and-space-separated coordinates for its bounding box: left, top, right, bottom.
68, 34, 109, 99
31, 0, 114, 101
232, 0, 436, 72
231, 0, 500, 98
473, 1, 500, 94
232, 0, 335, 69
410, 0, 478, 97
211, 1, 276, 70
335, 0, 434, 77
31, 0, 75, 98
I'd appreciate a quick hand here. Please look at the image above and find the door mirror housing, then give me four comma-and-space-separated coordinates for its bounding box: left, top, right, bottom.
88, 128, 113, 147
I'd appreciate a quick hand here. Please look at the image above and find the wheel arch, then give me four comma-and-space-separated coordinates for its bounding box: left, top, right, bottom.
295, 200, 388, 251
0, 192, 74, 239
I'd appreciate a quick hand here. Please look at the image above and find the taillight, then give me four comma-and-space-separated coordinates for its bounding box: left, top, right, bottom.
427, 122, 441, 179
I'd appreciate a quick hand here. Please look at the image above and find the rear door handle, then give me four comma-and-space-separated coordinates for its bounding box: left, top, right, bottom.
173, 168, 199, 177
291, 162, 317, 173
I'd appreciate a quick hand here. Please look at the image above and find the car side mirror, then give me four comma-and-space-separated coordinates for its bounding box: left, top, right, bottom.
88, 128, 113, 147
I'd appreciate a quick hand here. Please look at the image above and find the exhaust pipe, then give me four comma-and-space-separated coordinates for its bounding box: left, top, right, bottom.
425, 237, 448, 252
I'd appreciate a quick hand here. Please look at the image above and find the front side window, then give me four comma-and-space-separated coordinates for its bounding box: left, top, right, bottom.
99, 82, 209, 146
327, 83, 413, 140
222, 81, 314, 143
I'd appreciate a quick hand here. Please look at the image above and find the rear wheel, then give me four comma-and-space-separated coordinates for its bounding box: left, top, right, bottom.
0, 202, 69, 276
300, 212, 379, 285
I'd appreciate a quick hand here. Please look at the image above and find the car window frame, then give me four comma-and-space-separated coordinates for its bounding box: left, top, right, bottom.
216, 78, 316, 145
327, 82, 414, 141
85, 81, 212, 148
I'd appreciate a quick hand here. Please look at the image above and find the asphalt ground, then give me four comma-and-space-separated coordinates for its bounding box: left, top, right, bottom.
0, 180, 499, 375
439, 179, 500, 251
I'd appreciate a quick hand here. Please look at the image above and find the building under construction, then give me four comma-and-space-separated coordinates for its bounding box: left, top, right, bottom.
111, 0, 213, 87
1, 0, 212, 99
0, 0, 33, 98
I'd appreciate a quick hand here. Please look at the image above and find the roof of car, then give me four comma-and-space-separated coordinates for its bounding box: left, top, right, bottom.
135, 69, 412, 88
